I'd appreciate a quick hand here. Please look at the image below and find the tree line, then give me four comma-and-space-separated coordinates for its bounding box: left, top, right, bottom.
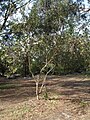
0, 0, 90, 78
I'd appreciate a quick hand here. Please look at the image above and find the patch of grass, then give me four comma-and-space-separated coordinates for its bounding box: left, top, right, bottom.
71, 99, 89, 107
79, 100, 89, 108
0, 84, 21, 89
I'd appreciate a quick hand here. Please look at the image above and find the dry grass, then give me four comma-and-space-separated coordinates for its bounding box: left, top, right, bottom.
0, 75, 90, 120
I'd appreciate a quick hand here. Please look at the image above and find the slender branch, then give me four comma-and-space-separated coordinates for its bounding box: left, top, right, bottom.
40, 50, 57, 74
40, 58, 52, 74
15, 0, 32, 11
0, 0, 10, 30
0, 0, 32, 30
39, 66, 54, 94
81, 8, 90, 13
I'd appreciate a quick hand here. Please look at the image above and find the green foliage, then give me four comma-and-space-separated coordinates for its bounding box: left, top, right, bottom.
0, 0, 90, 77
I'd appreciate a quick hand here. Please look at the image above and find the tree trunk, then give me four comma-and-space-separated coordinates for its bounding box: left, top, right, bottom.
36, 75, 39, 100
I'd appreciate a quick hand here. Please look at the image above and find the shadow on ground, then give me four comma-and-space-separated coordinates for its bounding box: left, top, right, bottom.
0, 75, 90, 102
46, 79, 90, 101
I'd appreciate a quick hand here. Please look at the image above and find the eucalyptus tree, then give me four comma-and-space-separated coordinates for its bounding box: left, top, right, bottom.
0, 0, 90, 99
19, 0, 83, 99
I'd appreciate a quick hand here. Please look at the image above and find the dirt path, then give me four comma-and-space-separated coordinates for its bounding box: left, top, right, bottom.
0, 75, 90, 120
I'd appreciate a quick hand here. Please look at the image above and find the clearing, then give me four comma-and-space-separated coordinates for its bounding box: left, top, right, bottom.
0, 75, 90, 120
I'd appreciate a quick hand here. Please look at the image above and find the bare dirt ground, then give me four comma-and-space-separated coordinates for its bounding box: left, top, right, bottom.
0, 75, 90, 120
